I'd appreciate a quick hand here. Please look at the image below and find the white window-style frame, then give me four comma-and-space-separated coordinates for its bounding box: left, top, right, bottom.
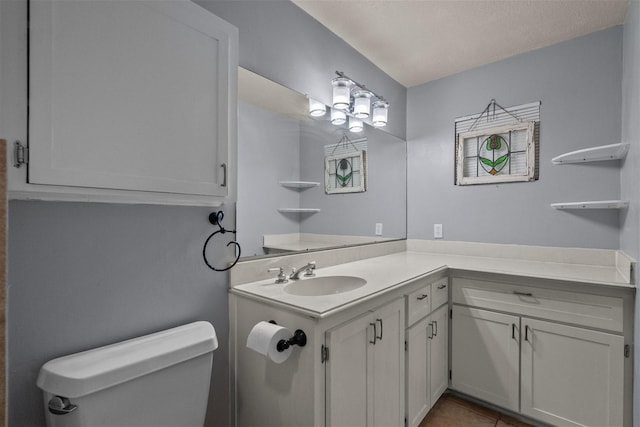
325, 151, 366, 194
456, 121, 535, 186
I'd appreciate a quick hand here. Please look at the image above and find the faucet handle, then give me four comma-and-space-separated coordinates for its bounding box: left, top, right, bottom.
267, 267, 288, 284
304, 261, 316, 277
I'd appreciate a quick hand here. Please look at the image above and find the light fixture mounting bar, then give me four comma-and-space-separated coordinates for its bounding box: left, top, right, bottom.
335, 71, 387, 103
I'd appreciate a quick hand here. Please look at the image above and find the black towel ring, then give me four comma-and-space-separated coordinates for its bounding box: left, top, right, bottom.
202, 211, 241, 272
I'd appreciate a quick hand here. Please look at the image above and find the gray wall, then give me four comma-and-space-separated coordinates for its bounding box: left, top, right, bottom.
299, 119, 407, 238
196, 0, 407, 141
8, 201, 236, 426
620, 1, 640, 425
237, 101, 302, 257
407, 27, 623, 249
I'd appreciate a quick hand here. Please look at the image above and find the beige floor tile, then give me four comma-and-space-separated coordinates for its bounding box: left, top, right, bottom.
420, 396, 497, 427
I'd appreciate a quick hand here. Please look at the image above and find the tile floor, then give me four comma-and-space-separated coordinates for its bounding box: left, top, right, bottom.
420, 394, 536, 427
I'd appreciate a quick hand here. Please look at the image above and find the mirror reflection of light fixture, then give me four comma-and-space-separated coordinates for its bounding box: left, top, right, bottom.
323, 71, 389, 129
372, 100, 389, 127
331, 108, 347, 125
308, 98, 326, 117
349, 116, 364, 133
353, 89, 372, 119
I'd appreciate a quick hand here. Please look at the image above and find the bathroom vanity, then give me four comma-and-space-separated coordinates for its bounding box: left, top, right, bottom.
229, 241, 635, 427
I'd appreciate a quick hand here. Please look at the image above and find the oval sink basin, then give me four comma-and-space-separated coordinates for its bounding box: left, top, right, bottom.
283, 276, 367, 296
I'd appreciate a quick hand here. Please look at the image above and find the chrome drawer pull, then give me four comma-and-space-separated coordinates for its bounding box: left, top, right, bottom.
513, 291, 533, 297
416, 294, 428, 301
437, 284, 447, 290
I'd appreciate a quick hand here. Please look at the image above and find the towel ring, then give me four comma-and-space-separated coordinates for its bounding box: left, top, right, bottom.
202, 211, 241, 272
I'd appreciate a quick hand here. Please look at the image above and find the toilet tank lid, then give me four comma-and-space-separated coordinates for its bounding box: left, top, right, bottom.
37, 321, 218, 398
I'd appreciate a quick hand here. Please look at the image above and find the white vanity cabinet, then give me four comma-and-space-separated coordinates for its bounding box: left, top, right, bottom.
326, 298, 405, 427
451, 276, 628, 427
405, 277, 449, 427
23, 0, 238, 204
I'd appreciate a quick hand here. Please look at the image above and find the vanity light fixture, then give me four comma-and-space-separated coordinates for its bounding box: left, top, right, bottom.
331, 77, 352, 110
329, 71, 389, 129
349, 116, 364, 133
331, 108, 347, 125
308, 98, 326, 117
372, 100, 389, 127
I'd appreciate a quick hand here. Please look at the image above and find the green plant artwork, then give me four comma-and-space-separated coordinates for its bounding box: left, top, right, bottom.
336, 158, 353, 187
325, 150, 366, 194
479, 134, 510, 175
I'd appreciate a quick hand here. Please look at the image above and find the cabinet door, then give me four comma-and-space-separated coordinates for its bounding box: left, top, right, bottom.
429, 305, 448, 405
521, 318, 624, 427
326, 311, 374, 427
406, 317, 431, 427
451, 306, 520, 412
371, 298, 405, 427
29, 0, 237, 197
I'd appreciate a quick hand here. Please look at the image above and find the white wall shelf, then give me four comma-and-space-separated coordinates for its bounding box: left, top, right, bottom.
550, 200, 629, 210
551, 143, 629, 164
277, 208, 320, 213
279, 181, 320, 189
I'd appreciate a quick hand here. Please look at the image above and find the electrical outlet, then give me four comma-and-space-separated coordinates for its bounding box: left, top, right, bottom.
434, 224, 443, 239
375, 223, 383, 236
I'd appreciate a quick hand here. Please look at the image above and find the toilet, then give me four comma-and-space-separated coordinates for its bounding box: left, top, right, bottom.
36, 321, 218, 427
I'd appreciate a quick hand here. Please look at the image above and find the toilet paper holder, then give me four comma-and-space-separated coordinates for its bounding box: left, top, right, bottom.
269, 321, 307, 352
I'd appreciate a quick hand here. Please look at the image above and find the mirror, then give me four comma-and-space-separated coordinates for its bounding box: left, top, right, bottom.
237, 67, 407, 258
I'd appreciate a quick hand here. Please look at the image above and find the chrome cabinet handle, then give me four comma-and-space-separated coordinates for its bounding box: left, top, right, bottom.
369, 322, 377, 344
427, 323, 434, 340
221, 163, 227, 187
524, 325, 530, 341
432, 320, 438, 337
437, 284, 446, 290
376, 319, 383, 341
416, 294, 428, 301
512, 323, 516, 340
513, 291, 533, 297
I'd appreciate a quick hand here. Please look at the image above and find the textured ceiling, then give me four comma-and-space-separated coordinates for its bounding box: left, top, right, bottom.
292, 0, 629, 87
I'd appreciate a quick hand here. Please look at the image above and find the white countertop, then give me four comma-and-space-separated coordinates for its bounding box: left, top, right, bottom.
231, 249, 634, 318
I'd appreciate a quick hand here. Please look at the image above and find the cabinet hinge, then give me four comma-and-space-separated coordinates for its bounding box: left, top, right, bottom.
321, 345, 329, 363
13, 141, 29, 168
624, 344, 630, 358
449, 369, 452, 380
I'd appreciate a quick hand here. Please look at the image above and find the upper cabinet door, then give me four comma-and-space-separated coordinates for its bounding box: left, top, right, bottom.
29, 0, 237, 198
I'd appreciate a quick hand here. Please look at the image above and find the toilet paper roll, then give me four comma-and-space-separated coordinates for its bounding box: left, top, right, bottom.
246, 321, 293, 364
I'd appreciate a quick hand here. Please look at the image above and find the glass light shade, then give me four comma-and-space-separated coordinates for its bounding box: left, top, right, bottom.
353, 90, 372, 119
372, 100, 389, 127
308, 98, 326, 117
330, 108, 347, 125
332, 77, 352, 110
349, 116, 364, 133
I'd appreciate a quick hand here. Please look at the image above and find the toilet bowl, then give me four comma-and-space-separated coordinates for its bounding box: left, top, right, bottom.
37, 321, 218, 427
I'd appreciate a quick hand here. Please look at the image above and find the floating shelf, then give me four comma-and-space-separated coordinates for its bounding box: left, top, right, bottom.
551, 143, 629, 164
550, 200, 629, 210
277, 208, 321, 213
279, 181, 320, 189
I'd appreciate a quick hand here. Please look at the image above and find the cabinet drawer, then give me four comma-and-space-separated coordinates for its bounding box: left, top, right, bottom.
431, 278, 448, 310
452, 278, 624, 332
407, 284, 431, 326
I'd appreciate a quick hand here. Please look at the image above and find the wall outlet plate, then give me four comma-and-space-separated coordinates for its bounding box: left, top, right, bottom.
434, 223, 443, 239
375, 223, 383, 236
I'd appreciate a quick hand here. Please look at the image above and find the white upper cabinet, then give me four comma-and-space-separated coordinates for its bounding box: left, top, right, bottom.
26, 0, 238, 204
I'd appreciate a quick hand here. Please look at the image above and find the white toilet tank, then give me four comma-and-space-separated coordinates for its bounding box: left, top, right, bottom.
37, 321, 218, 427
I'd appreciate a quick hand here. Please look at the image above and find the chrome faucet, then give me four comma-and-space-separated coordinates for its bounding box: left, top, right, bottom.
290, 261, 316, 280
